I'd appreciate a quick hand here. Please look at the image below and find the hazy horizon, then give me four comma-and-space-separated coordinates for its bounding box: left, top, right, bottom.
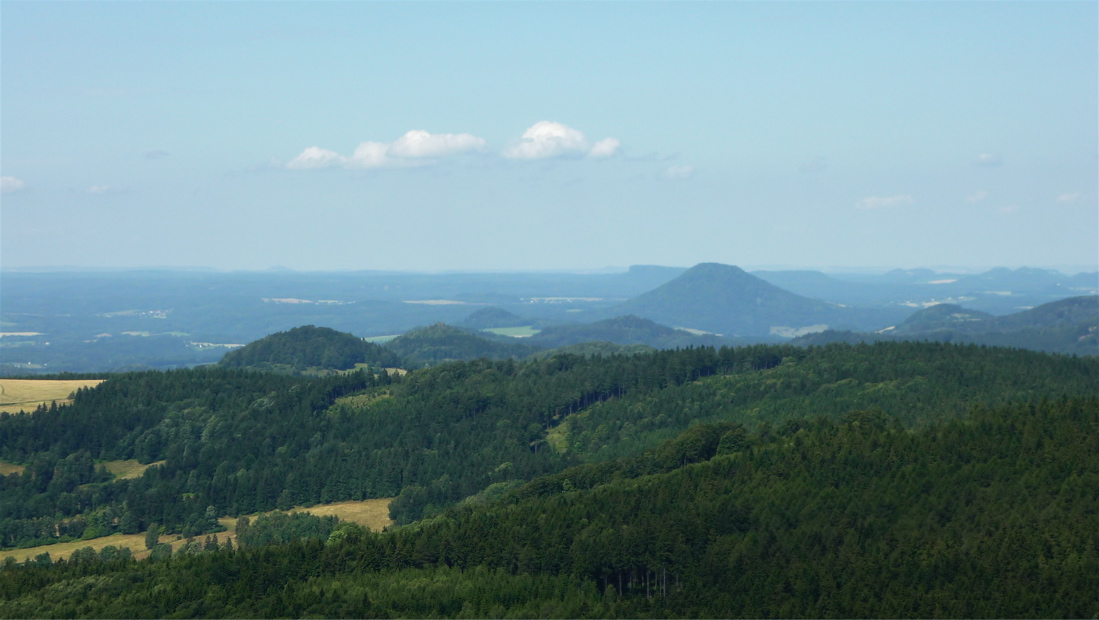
3, 2, 1096, 272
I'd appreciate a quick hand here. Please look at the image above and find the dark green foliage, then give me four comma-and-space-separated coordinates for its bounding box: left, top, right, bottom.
526, 341, 655, 360
219, 325, 401, 372
235, 512, 339, 548
384, 323, 541, 367
2, 398, 1096, 618
560, 341, 1099, 461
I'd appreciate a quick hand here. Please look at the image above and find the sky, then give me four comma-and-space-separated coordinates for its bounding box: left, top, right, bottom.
2, 1, 1096, 273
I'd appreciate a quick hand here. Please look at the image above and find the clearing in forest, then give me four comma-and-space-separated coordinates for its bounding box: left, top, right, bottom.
0, 461, 26, 476
102, 459, 166, 480
0, 379, 105, 414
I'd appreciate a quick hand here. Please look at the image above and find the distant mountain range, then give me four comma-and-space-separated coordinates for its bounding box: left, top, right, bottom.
753, 266, 1098, 314
793, 296, 1098, 356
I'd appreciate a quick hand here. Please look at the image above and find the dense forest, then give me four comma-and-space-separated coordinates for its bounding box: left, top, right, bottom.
1, 339, 1096, 616
1, 396, 1096, 617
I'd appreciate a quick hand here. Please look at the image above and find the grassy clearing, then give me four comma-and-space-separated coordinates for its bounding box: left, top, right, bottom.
545, 421, 569, 454
0, 461, 26, 476
102, 459, 166, 480
334, 391, 393, 408
292, 499, 394, 531
0, 379, 105, 414
483, 326, 541, 338
0, 498, 393, 564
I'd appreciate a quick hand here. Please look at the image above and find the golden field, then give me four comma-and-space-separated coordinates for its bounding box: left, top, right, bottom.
0, 379, 105, 414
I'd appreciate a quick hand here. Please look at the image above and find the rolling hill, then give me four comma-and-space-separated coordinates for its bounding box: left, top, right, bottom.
219, 325, 401, 373
383, 323, 541, 366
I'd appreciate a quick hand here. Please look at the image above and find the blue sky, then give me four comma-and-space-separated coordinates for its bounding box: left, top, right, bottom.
2, 1, 1096, 272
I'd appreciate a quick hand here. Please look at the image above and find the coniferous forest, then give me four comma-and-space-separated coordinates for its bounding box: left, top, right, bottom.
1, 340, 1097, 617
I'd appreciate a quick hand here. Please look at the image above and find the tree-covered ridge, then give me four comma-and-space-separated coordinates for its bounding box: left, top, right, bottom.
2, 397, 1096, 618
219, 325, 402, 373
528, 315, 733, 350
558, 341, 1099, 461
383, 323, 540, 367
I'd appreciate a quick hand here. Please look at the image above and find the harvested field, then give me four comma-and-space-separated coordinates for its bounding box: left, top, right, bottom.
0, 461, 26, 476
0, 379, 105, 414
0, 531, 205, 564
102, 459, 166, 480
292, 498, 393, 531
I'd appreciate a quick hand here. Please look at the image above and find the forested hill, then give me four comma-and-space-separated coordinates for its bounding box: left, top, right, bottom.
218, 325, 401, 373
383, 323, 541, 366
3, 396, 1096, 618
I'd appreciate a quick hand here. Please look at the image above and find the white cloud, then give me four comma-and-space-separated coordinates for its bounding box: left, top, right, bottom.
1, 176, 26, 194
857, 195, 914, 209
86, 185, 123, 195
504, 121, 589, 159
974, 153, 1004, 167
287, 147, 347, 170
502, 121, 619, 160
288, 130, 485, 170
662, 165, 695, 179
1056, 193, 1079, 203
389, 130, 485, 158
967, 190, 989, 203
347, 142, 391, 169
588, 138, 621, 159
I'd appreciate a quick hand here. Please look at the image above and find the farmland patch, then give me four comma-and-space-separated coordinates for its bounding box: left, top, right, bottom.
0, 379, 105, 414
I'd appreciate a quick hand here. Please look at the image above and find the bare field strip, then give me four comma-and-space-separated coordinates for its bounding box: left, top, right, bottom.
0, 379, 105, 414
102, 459, 166, 480
0, 461, 26, 476
0, 498, 393, 564
292, 498, 394, 531
0, 532, 197, 564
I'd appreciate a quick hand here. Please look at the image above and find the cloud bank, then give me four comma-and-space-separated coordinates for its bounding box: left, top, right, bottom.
0, 176, 26, 194
287, 130, 485, 170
